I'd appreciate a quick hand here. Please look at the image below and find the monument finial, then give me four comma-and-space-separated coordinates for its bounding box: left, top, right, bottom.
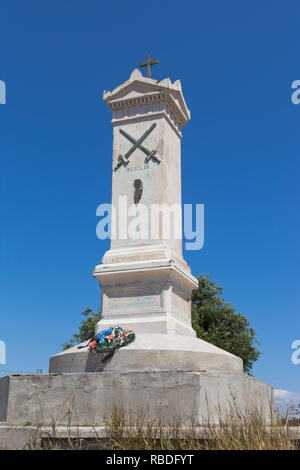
139, 54, 159, 78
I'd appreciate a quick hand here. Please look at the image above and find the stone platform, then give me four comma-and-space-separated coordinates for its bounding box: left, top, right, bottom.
4, 420, 299, 451
0, 333, 272, 438
49, 333, 243, 374
0, 369, 272, 428
0, 338, 273, 448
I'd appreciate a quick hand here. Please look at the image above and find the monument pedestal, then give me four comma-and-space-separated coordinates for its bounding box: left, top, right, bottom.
49, 334, 242, 374
94, 247, 198, 337
0, 369, 272, 429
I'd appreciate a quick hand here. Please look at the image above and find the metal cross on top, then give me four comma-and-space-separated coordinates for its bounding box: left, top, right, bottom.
139, 54, 159, 78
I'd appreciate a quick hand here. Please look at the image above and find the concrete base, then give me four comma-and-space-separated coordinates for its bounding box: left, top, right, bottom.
5, 420, 299, 450
5, 420, 300, 450
49, 334, 243, 374
0, 370, 272, 429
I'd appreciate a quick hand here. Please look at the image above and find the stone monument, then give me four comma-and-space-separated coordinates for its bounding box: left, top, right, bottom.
0, 58, 272, 445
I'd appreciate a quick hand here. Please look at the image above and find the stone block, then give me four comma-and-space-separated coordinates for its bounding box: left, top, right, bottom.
0, 371, 272, 428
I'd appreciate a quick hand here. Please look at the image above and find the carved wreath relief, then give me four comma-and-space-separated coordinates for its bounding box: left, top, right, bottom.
114, 123, 161, 172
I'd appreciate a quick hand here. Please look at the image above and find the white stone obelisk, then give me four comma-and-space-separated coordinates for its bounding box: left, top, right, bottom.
93, 68, 198, 337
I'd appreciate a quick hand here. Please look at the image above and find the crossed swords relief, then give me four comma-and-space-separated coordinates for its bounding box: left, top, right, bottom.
114, 123, 161, 171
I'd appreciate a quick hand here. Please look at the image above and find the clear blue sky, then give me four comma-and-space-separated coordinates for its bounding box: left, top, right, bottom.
0, 1, 299, 397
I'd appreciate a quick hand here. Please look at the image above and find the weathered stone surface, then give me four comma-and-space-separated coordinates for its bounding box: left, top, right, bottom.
0, 371, 272, 429
0, 376, 9, 423
49, 333, 243, 374
93, 258, 198, 337
0, 425, 39, 450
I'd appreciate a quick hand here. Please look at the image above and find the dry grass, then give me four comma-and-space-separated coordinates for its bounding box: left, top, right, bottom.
28, 403, 299, 450
203, 407, 296, 450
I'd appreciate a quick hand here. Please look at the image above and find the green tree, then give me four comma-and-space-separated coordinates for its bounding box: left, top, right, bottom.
191, 274, 260, 374
62, 308, 101, 350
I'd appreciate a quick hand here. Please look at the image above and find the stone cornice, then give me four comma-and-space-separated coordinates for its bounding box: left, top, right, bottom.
103, 69, 191, 127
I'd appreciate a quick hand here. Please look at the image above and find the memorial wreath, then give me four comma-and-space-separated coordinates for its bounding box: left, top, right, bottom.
87, 326, 135, 354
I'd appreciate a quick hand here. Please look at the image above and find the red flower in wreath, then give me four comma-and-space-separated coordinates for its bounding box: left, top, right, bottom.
89, 340, 96, 350
106, 334, 115, 341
